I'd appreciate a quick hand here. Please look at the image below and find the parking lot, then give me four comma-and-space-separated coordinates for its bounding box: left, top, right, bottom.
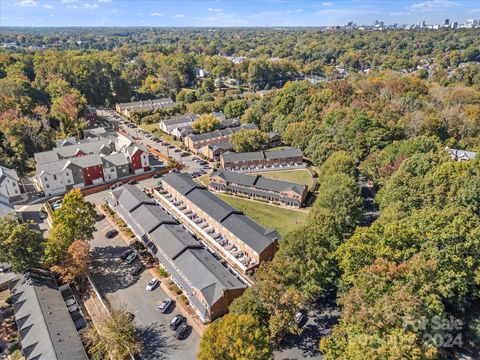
98, 109, 210, 175
89, 216, 200, 360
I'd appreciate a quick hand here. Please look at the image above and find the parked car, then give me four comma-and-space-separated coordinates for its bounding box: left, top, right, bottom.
120, 249, 134, 260
169, 315, 185, 330
146, 278, 159, 291
131, 263, 144, 276
174, 148, 181, 153
295, 311, 305, 326
174, 324, 188, 340
96, 212, 105, 221
38, 211, 48, 220
153, 173, 161, 179
128, 179, 138, 185
180, 152, 189, 157
105, 229, 118, 239
158, 298, 173, 313
125, 252, 137, 264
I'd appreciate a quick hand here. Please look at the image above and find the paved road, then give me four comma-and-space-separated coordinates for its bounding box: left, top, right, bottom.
274, 297, 340, 360
15, 179, 200, 360
98, 109, 209, 174
90, 218, 200, 360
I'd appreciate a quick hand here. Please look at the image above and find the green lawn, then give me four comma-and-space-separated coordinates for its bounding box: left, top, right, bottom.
196, 174, 209, 186
251, 169, 314, 189
216, 194, 308, 236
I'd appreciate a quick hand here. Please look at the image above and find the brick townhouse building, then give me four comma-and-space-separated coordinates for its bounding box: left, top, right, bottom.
108, 185, 246, 323
160, 173, 280, 272
220, 147, 304, 171
209, 170, 308, 208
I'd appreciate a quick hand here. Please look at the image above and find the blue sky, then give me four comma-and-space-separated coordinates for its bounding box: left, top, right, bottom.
1, 0, 479, 27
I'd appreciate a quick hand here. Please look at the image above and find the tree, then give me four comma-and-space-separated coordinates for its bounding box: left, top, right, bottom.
320, 257, 443, 360
45, 189, 96, 264
230, 128, 269, 152
314, 172, 363, 235
51, 240, 91, 283
51, 92, 87, 136
0, 215, 44, 273
192, 114, 221, 133
274, 208, 342, 300
198, 313, 273, 360
84, 305, 142, 359
224, 99, 248, 118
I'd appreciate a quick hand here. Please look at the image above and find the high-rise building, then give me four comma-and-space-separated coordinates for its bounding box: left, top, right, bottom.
444, 19, 450, 26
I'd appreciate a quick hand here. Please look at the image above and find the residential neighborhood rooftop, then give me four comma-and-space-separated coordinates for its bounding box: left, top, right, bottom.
9, 269, 88, 360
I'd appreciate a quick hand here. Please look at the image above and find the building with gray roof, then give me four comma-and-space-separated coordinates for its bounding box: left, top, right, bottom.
108, 185, 246, 322
34, 131, 150, 196
0, 165, 21, 203
9, 269, 88, 360
209, 170, 307, 208
161, 173, 279, 266
116, 98, 175, 117
220, 147, 303, 171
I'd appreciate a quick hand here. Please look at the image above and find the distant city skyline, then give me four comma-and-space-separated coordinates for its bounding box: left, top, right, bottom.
0, 0, 479, 27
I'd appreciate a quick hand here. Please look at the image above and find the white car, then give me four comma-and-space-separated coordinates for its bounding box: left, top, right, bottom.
125, 252, 137, 264
158, 298, 173, 313
146, 278, 159, 291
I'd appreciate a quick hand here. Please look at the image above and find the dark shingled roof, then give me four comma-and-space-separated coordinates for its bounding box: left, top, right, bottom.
10, 269, 88, 360
162, 173, 280, 253
131, 204, 176, 234
112, 185, 155, 212
212, 170, 306, 196
221, 147, 303, 163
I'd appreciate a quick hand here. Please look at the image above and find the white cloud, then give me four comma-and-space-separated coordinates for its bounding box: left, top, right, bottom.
208, 8, 223, 13
410, 0, 459, 11
14, 0, 37, 7
98, 0, 112, 2
83, 3, 99, 9
61, 0, 78, 2
151, 12, 163, 16
42, 4, 54, 9
471, 8, 480, 13
321, 2, 333, 5
172, 14, 186, 18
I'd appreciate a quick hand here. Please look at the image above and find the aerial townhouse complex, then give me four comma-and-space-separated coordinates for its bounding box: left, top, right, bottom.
34, 133, 150, 196
184, 123, 258, 159
9, 269, 89, 360
158, 173, 280, 275
159, 112, 226, 137
209, 170, 308, 208
108, 185, 246, 323
115, 98, 175, 117
220, 147, 304, 172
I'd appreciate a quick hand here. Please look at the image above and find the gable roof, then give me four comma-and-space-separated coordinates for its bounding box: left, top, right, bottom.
0, 165, 19, 182
10, 269, 88, 360
162, 173, 280, 253
212, 170, 305, 196
187, 123, 257, 143
112, 185, 155, 212
221, 147, 303, 163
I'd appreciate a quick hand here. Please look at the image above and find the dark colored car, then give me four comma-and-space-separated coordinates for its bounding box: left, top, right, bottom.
131, 264, 144, 277
174, 324, 188, 340
170, 315, 185, 331
128, 179, 138, 185
105, 229, 118, 239
96, 212, 105, 221
153, 173, 161, 179
120, 249, 134, 260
